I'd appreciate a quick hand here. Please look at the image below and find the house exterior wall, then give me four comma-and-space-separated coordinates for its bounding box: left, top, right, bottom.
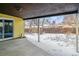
0, 13, 24, 39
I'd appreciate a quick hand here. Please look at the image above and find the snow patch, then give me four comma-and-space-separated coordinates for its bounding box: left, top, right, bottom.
25, 33, 79, 56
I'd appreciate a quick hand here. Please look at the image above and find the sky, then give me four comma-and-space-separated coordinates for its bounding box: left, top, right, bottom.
48, 16, 64, 24
25, 15, 65, 25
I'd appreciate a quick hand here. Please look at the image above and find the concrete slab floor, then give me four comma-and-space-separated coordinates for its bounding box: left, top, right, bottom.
0, 38, 50, 56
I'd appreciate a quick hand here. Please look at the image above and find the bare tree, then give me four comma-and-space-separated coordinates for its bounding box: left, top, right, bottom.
41, 18, 45, 34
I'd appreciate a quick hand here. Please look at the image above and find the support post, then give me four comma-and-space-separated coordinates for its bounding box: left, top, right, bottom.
38, 18, 40, 42
76, 9, 79, 53
3, 20, 4, 39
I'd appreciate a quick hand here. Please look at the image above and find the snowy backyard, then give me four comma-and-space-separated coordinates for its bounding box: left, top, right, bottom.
24, 14, 79, 56
25, 33, 79, 56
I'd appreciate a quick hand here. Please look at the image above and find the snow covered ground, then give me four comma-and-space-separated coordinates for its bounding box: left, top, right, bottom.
25, 33, 79, 56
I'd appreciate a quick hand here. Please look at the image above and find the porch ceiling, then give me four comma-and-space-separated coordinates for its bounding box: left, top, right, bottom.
0, 3, 79, 19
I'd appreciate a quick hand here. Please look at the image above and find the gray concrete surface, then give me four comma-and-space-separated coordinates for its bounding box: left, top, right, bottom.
0, 38, 50, 56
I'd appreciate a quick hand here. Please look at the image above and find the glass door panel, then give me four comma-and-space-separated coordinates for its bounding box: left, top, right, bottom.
4, 20, 13, 38
0, 20, 3, 39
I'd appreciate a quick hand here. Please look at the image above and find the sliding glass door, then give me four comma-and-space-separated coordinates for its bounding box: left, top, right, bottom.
0, 20, 13, 40
4, 20, 13, 38
0, 20, 3, 39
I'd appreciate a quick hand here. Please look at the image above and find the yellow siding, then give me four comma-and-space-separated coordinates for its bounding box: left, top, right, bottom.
0, 13, 24, 38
